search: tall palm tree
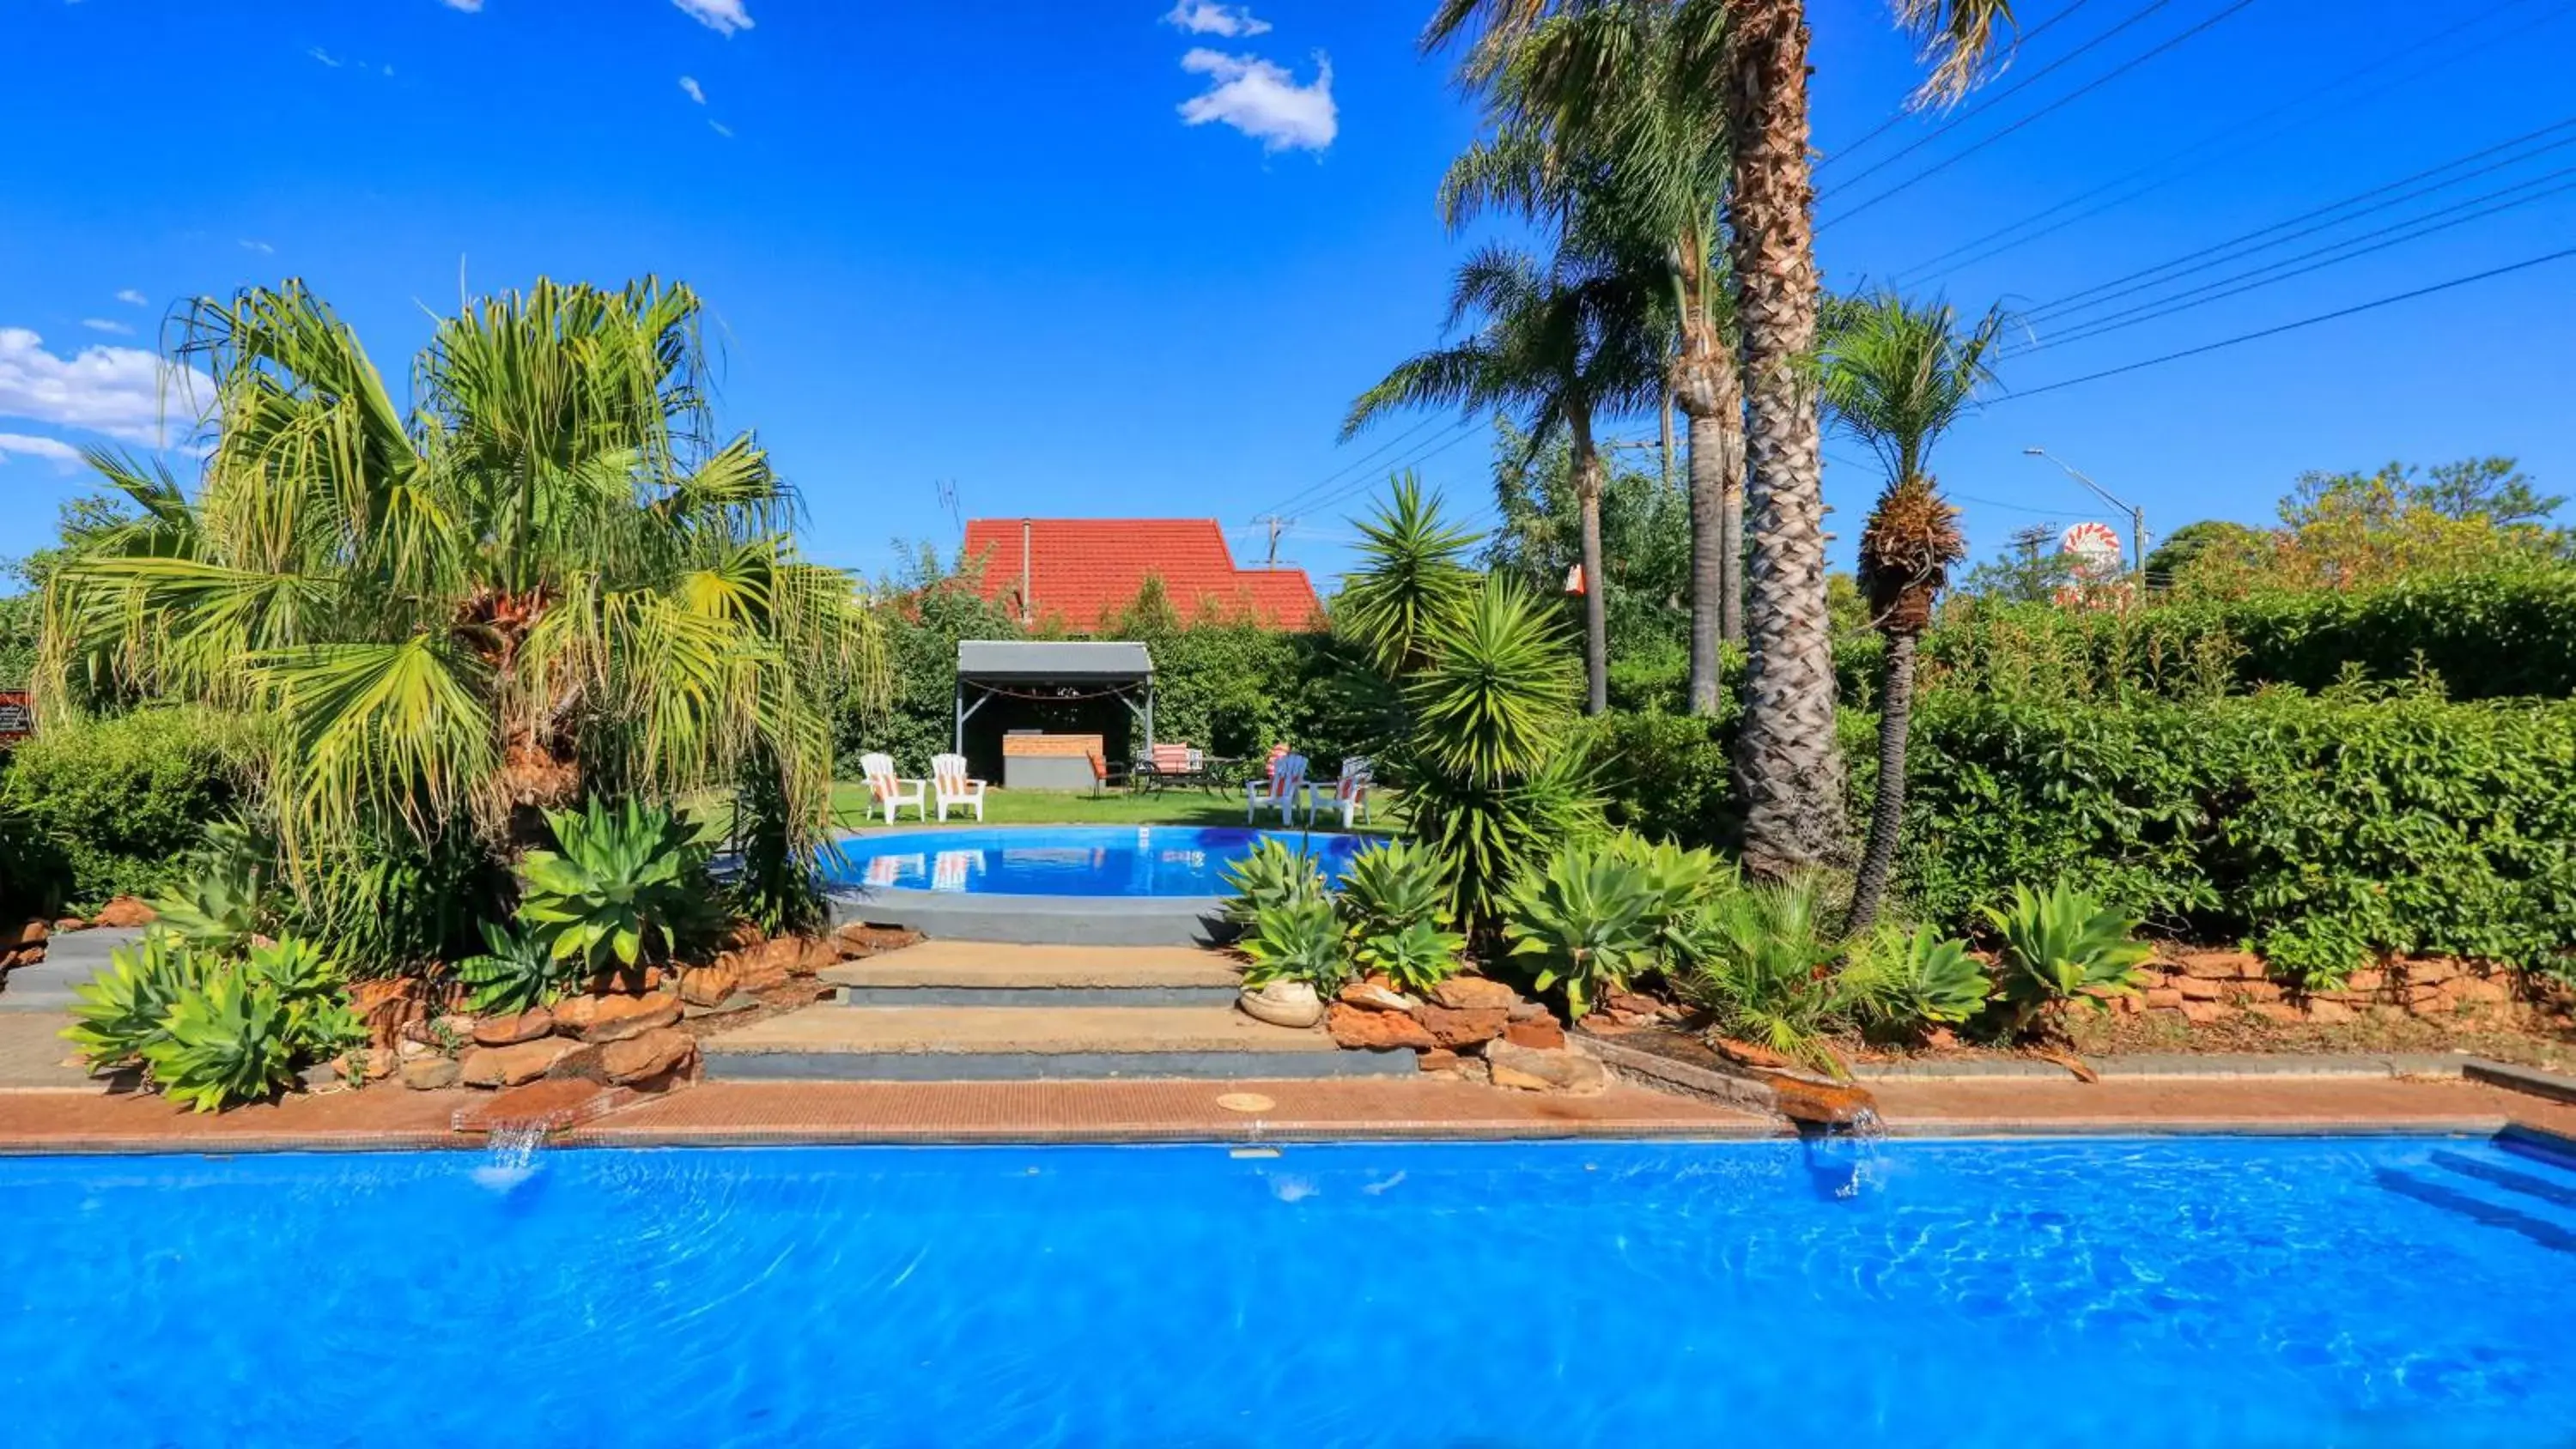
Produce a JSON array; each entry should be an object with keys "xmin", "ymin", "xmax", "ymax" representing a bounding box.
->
[
  {"xmin": 1821, "ymin": 290, "xmax": 2006, "ymax": 932},
  {"xmin": 1345, "ymin": 246, "xmax": 1661, "ymax": 714},
  {"xmin": 1439, "ymin": 0, "xmax": 1746, "ymax": 713},
  {"xmin": 1425, "ymin": 0, "xmax": 2020, "ymax": 874},
  {"xmin": 41, "ymin": 279, "xmax": 879, "ymax": 923}
]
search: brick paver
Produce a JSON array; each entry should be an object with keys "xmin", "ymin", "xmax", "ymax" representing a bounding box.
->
[{"xmin": 1865, "ymin": 1076, "xmax": 2576, "ymax": 1137}]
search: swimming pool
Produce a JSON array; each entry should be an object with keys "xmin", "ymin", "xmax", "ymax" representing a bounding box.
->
[
  {"xmin": 4, "ymin": 1133, "xmax": 2571, "ymax": 1446},
  {"xmin": 823, "ymin": 825, "xmax": 1369, "ymax": 896}
]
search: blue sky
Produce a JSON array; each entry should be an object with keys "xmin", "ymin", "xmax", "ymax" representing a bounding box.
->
[{"xmin": 3, "ymin": 0, "xmax": 2572, "ymax": 588}]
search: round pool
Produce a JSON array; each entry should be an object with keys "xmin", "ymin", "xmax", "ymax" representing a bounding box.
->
[{"xmin": 823, "ymin": 826, "xmax": 1369, "ymax": 897}]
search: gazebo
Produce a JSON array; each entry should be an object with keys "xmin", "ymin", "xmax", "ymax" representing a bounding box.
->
[{"xmin": 952, "ymin": 640, "xmax": 1155, "ymax": 789}]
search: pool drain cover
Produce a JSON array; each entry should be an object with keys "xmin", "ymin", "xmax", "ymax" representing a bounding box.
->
[{"xmin": 1215, "ymin": 1092, "xmax": 1276, "ymax": 1113}]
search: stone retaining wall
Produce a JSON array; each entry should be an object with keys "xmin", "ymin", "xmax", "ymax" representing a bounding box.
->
[{"xmin": 2117, "ymin": 950, "xmax": 2525, "ymax": 1028}]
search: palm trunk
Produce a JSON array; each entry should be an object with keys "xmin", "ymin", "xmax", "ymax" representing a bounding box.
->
[
  {"xmin": 1719, "ymin": 464, "xmax": 1744, "ymax": 647},
  {"xmin": 1724, "ymin": 0, "xmax": 1844, "ymax": 876},
  {"xmin": 1844, "ymin": 629, "xmax": 1914, "ymax": 935},
  {"xmin": 1575, "ymin": 443, "xmax": 1610, "ymax": 716},
  {"xmin": 1676, "ymin": 347, "xmax": 1746, "ymax": 717}
]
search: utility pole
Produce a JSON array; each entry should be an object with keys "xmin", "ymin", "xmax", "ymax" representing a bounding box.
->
[
  {"xmin": 1254, "ymin": 514, "xmax": 1290, "ymax": 567},
  {"xmin": 2023, "ymin": 447, "xmax": 2149, "ymax": 587}
]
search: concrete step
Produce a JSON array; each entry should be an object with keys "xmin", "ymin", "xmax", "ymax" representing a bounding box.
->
[
  {"xmin": 826, "ymin": 888, "xmax": 1220, "ymax": 947},
  {"xmin": 701, "ymin": 1003, "xmax": 1411, "ymax": 1082},
  {"xmin": 820, "ymin": 941, "xmax": 1242, "ymax": 1007}
]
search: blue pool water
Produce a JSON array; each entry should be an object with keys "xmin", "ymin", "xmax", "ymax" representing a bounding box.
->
[
  {"xmin": 823, "ymin": 825, "xmax": 1368, "ymax": 895},
  {"xmin": 3, "ymin": 1134, "xmax": 2573, "ymax": 1447}
]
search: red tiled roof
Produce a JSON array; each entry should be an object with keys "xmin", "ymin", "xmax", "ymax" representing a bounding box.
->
[{"xmin": 960, "ymin": 518, "xmax": 1324, "ymax": 632}]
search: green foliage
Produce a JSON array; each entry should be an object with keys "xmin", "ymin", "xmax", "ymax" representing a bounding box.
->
[
  {"xmin": 66, "ymin": 928, "xmax": 356, "ymax": 1110},
  {"xmin": 0, "ymin": 706, "xmax": 245, "ymax": 906},
  {"xmin": 1483, "ymin": 418, "xmax": 1692, "ymax": 659},
  {"xmin": 64, "ymin": 931, "xmax": 210, "ymax": 1069},
  {"xmin": 1981, "ymin": 882, "xmax": 2154, "ymax": 1030},
  {"xmin": 1221, "ymin": 838, "xmax": 1327, "ymax": 926},
  {"xmin": 1848, "ymin": 923, "xmax": 1991, "ymax": 1028},
  {"xmin": 514, "ymin": 798, "xmax": 718, "ymax": 977},
  {"xmin": 1582, "ymin": 709, "xmax": 1735, "ymax": 852},
  {"xmin": 148, "ymin": 821, "xmax": 274, "ymax": 953},
  {"xmin": 1900, "ymin": 692, "xmax": 2576, "ymax": 983},
  {"xmin": 140, "ymin": 971, "xmax": 300, "ymax": 1113},
  {"xmin": 456, "ymin": 922, "xmax": 574, "ymax": 1015},
  {"xmin": 1503, "ymin": 844, "xmax": 1661, "ymax": 1018},
  {"xmin": 1334, "ymin": 473, "xmax": 1478, "ymax": 678},
  {"xmin": 1355, "ymin": 919, "xmax": 1469, "ymax": 996},
  {"xmin": 1237, "ymin": 896, "xmax": 1352, "ymax": 991},
  {"xmin": 1675, "ymin": 874, "xmax": 1858, "ymax": 1075},
  {"xmin": 1334, "ymin": 840, "xmax": 1454, "ymax": 943}
]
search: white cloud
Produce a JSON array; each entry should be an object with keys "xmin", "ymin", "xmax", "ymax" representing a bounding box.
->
[
  {"xmin": 1164, "ymin": 2, "xmax": 1270, "ymax": 37},
  {"xmin": 80, "ymin": 318, "xmax": 133, "ymax": 336},
  {"xmin": 308, "ymin": 45, "xmax": 343, "ymax": 67},
  {"xmin": 240, "ymin": 239, "xmax": 275, "ymax": 254},
  {"xmin": 672, "ymin": 0, "xmax": 752, "ymax": 36},
  {"xmin": 115, "ymin": 289, "xmax": 148, "ymax": 306},
  {"xmin": 440, "ymin": 0, "xmax": 484, "ymax": 10},
  {"xmin": 679, "ymin": 75, "xmax": 706, "ymax": 104},
  {"xmin": 0, "ymin": 329, "xmax": 210, "ymax": 448},
  {"xmin": 708, "ymin": 119, "xmax": 734, "ymax": 138},
  {"xmin": 0, "ymin": 433, "xmax": 85, "ymax": 472},
  {"xmin": 1178, "ymin": 49, "xmax": 1335, "ymax": 153}
]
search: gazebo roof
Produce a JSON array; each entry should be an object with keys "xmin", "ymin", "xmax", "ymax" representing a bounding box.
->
[{"xmin": 955, "ymin": 640, "xmax": 1153, "ymax": 684}]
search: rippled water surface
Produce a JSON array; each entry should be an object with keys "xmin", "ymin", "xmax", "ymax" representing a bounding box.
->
[
  {"xmin": 3, "ymin": 1135, "xmax": 2572, "ymax": 1447},
  {"xmin": 823, "ymin": 825, "xmax": 1367, "ymax": 896}
]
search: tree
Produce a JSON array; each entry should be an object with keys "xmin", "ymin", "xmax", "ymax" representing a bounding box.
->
[
  {"xmin": 1425, "ymin": 0, "xmax": 2021, "ymax": 876},
  {"xmin": 1483, "ymin": 416, "xmax": 1692, "ymax": 658},
  {"xmin": 41, "ymin": 278, "xmax": 881, "ymax": 940},
  {"xmin": 2141, "ymin": 519, "xmax": 2259, "ymax": 589},
  {"xmin": 2172, "ymin": 458, "xmax": 2572, "ymax": 597},
  {"xmin": 1345, "ymin": 248, "xmax": 1662, "ymax": 714},
  {"xmin": 1820, "ymin": 290, "xmax": 2003, "ymax": 932},
  {"xmin": 1957, "ymin": 524, "xmax": 2077, "ymax": 603}
]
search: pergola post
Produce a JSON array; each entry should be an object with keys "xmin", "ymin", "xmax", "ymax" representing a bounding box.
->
[{"xmin": 953, "ymin": 677, "xmax": 965, "ymax": 756}]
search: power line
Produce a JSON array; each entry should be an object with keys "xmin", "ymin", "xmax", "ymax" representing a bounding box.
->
[
  {"xmin": 2008, "ymin": 163, "xmax": 2576, "ymax": 355},
  {"xmin": 1889, "ymin": 0, "xmax": 2573, "ymax": 284},
  {"xmin": 1997, "ymin": 244, "xmax": 2576, "ymax": 400},
  {"xmin": 1819, "ymin": 0, "xmax": 2173, "ymax": 197},
  {"xmin": 1290, "ymin": 417, "xmax": 1485, "ymax": 523},
  {"xmin": 2018, "ymin": 115, "xmax": 2576, "ymax": 324},
  {"xmin": 1816, "ymin": 0, "xmax": 2102, "ymax": 172},
  {"xmin": 1249, "ymin": 410, "xmax": 1450, "ymax": 521},
  {"xmin": 1821, "ymin": 0, "xmax": 2261, "ymax": 229}
]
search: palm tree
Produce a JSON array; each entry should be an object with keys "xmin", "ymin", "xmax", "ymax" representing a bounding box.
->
[
  {"xmin": 1821, "ymin": 290, "xmax": 2006, "ymax": 932},
  {"xmin": 40, "ymin": 278, "xmax": 880, "ymax": 938},
  {"xmin": 1438, "ymin": 0, "xmax": 1746, "ymax": 712},
  {"xmin": 1424, "ymin": 0, "xmax": 2021, "ymax": 875},
  {"xmin": 1345, "ymin": 246, "xmax": 1661, "ymax": 714}
]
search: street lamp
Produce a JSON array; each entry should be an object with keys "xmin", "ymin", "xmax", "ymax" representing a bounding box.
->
[{"xmin": 2023, "ymin": 446, "xmax": 2148, "ymax": 586}]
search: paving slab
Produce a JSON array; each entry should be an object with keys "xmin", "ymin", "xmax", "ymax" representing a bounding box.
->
[
  {"xmin": 708, "ymin": 1002, "xmax": 1339, "ymax": 1057},
  {"xmin": 819, "ymin": 940, "xmax": 1242, "ymax": 1003},
  {"xmin": 0, "ymin": 927, "xmax": 146, "ymax": 1012},
  {"xmin": 0, "ymin": 1014, "xmax": 102, "ymax": 1090}
]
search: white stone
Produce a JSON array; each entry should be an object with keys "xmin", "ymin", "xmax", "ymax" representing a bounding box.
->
[{"xmin": 1236, "ymin": 980, "xmax": 1325, "ymax": 1029}]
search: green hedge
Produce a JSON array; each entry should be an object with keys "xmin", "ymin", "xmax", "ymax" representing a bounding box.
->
[
  {"xmin": 0, "ymin": 707, "xmax": 246, "ymax": 909},
  {"xmin": 1930, "ymin": 570, "xmax": 2576, "ymax": 702},
  {"xmin": 1899, "ymin": 692, "xmax": 2576, "ymax": 982}
]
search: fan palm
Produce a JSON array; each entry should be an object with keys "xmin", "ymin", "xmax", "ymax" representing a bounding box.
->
[
  {"xmin": 1822, "ymin": 290, "xmax": 2006, "ymax": 932},
  {"xmin": 39, "ymin": 278, "xmax": 882, "ymax": 943},
  {"xmin": 1424, "ymin": 0, "xmax": 2022, "ymax": 873},
  {"xmin": 1346, "ymin": 246, "xmax": 1662, "ymax": 715}
]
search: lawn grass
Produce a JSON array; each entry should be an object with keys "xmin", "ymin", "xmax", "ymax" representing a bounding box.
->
[{"xmin": 822, "ymin": 781, "xmax": 1400, "ymax": 835}]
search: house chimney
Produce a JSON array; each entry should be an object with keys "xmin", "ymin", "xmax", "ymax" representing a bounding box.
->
[{"xmin": 1020, "ymin": 518, "xmax": 1033, "ymax": 625}]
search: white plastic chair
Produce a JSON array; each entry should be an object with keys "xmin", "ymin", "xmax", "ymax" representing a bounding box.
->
[
  {"xmin": 1248, "ymin": 751, "xmax": 1309, "ymax": 825},
  {"xmin": 1321, "ymin": 756, "xmax": 1372, "ymax": 828},
  {"xmin": 860, "ymin": 752, "xmax": 926, "ymax": 823},
  {"xmin": 932, "ymin": 752, "xmax": 987, "ymax": 822}
]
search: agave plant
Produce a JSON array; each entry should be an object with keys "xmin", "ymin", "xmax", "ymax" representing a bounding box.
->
[
  {"xmin": 1504, "ymin": 844, "xmax": 1660, "ymax": 1018},
  {"xmin": 148, "ymin": 821, "xmax": 275, "ymax": 953},
  {"xmin": 1335, "ymin": 840, "xmax": 1454, "ymax": 940},
  {"xmin": 1221, "ymin": 838, "xmax": 1327, "ymax": 928},
  {"xmin": 515, "ymin": 797, "xmax": 719, "ymax": 979},
  {"xmin": 1983, "ymin": 882, "xmax": 2154, "ymax": 1034},
  {"xmin": 1847, "ymin": 922, "xmax": 1993, "ymax": 1030},
  {"xmin": 1607, "ymin": 834, "xmax": 1732, "ymax": 967},
  {"xmin": 1678, "ymin": 874, "xmax": 1858, "ymax": 1076},
  {"xmin": 455, "ymin": 922, "xmax": 575, "ymax": 1015},
  {"xmin": 142, "ymin": 972, "xmax": 301, "ymax": 1113},
  {"xmin": 63, "ymin": 931, "xmax": 210, "ymax": 1070},
  {"xmin": 1237, "ymin": 896, "xmax": 1352, "ymax": 992},
  {"xmin": 1354, "ymin": 919, "xmax": 1469, "ymax": 997}
]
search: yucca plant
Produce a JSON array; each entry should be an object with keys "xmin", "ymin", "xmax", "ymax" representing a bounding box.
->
[
  {"xmin": 1330, "ymin": 473, "xmax": 1479, "ymax": 677},
  {"xmin": 1983, "ymin": 882, "xmax": 2154, "ymax": 1034},
  {"xmin": 515, "ymin": 797, "xmax": 718, "ymax": 981},
  {"xmin": 1504, "ymin": 843, "xmax": 1660, "ymax": 1018},
  {"xmin": 455, "ymin": 922, "xmax": 574, "ymax": 1015},
  {"xmin": 63, "ymin": 931, "xmax": 210, "ymax": 1070},
  {"xmin": 1238, "ymin": 896, "xmax": 1352, "ymax": 992},
  {"xmin": 1847, "ymin": 922, "xmax": 1992, "ymax": 1030},
  {"xmin": 1678, "ymin": 874, "xmax": 1857, "ymax": 1076},
  {"xmin": 1355, "ymin": 919, "xmax": 1470, "ymax": 997},
  {"xmin": 142, "ymin": 972, "xmax": 300, "ymax": 1113},
  {"xmin": 1221, "ymin": 838, "xmax": 1327, "ymax": 928}
]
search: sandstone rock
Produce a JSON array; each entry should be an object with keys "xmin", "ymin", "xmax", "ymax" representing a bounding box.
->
[
  {"xmin": 472, "ymin": 1008, "xmax": 556, "ymax": 1047},
  {"xmin": 543, "ymin": 1042, "xmax": 608, "ymax": 1082},
  {"xmin": 2175, "ymin": 976, "xmax": 2224, "ymax": 1002},
  {"xmin": 1710, "ymin": 1037, "xmax": 1801, "ymax": 1072},
  {"xmin": 1503, "ymin": 1014, "xmax": 1565, "ymax": 1051},
  {"xmin": 683, "ymin": 991, "xmax": 761, "ymax": 1020},
  {"xmin": 362, "ymin": 1046, "xmax": 398, "ymax": 1081},
  {"xmin": 398, "ymin": 1038, "xmax": 433, "ymax": 1060},
  {"xmin": 723, "ymin": 919, "xmax": 769, "ymax": 950},
  {"xmin": 2144, "ymin": 986, "xmax": 2185, "ymax": 1009},
  {"xmin": 1418, "ymin": 1048, "xmax": 1462, "ymax": 1075},
  {"xmin": 2175, "ymin": 951, "xmax": 2262, "ymax": 980},
  {"xmin": 431, "ymin": 1012, "xmax": 476, "ymax": 1043},
  {"xmin": 1431, "ymin": 977, "xmax": 1522, "ymax": 1012},
  {"xmin": 1238, "ymin": 980, "xmax": 1325, "ymax": 1029},
  {"xmin": 459, "ymin": 1038, "xmax": 582, "ymax": 1088},
  {"xmin": 793, "ymin": 938, "xmax": 838, "ymax": 977},
  {"xmin": 455, "ymin": 1078, "xmax": 631, "ymax": 1134},
  {"xmin": 2304, "ymin": 999, "xmax": 2354, "ymax": 1024},
  {"xmin": 1413, "ymin": 1004, "xmax": 1508, "ymax": 1049},
  {"xmin": 727, "ymin": 937, "xmax": 804, "ymax": 991},
  {"xmin": 2233, "ymin": 979, "xmax": 2284, "ymax": 1004},
  {"xmin": 550, "ymin": 994, "xmax": 603, "ymax": 1032},
  {"xmin": 1506, "ymin": 998, "xmax": 1548, "ymax": 1023},
  {"xmin": 1327, "ymin": 1002, "xmax": 1437, "ymax": 1051},
  {"xmin": 51, "ymin": 918, "xmax": 87, "ymax": 934},
  {"xmin": 2344, "ymin": 968, "xmax": 2386, "ymax": 994},
  {"xmin": 2178, "ymin": 1000, "xmax": 2229, "ymax": 1026},
  {"xmin": 3, "ymin": 919, "xmax": 46, "ymax": 951},
  {"xmin": 1599, "ymin": 988, "xmax": 1668, "ymax": 1019},
  {"xmin": 1759, "ymin": 1073, "xmax": 1877, "ymax": 1127},
  {"xmin": 2409, "ymin": 957, "xmax": 2463, "ymax": 985},
  {"xmin": 600, "ymin": 1027, "xmax": 697, "ymax": 1086},
  {"xmin": 576, "ymin": 993, "xmax": 683, "ymax": 1045},
  {"xmin": 1484, "ymin": 1039, "xmax": 1608, "ymax": 1094},
  {"xmin": 2453, "ymin": 975, "xmax": 2512, "ymax": 1005},
  {"xmin": 2246, "ymin": 1001, "xmax": 2302, "ymax": 1024},
  {"xmin": 679, "ymin": 965, "xmax": 741, "ymax": 1009},
  {"xmin": 399, "ymin": 1056, "xmax": 461, "ymax": 1090},
  {"xmin": 298, "ymin": 1061, "xmax": 345, "ymax": 1093},
  {"xmin": 1337, "ymin": 979, "xmax": 1419, "ymax": 1013},
  {"xmin": 91, "ymin": 896, "xmax": 155, "ymax": 929}
]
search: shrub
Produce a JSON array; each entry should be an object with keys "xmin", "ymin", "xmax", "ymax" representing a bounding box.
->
[
  {"xmin": 1355, "ymin": 919, "xmax": 1468, "ymax": 996},
  {"xmin": 148, "ymin": 821, "xmax": 275, "ymax": 953},
  {"xmin": 1237, "ymin": 896, "xmax": 1351, "ymax": 992},
  {"xmin": 456, "ymin": 923, "xmax": 574, "ymax": 1016},
  {"xmin": 66, "ymin": 929, "xmax": 360, "ymax": 1110},
  {"xmin": 1503, "ymin": 844, "xmax": 1662, "ymax": 1018},
  {"xmin": 1582, "ymin": 710, "xmax": 1735, "ymax": 852},
  {"xmin": 0, "ymin": 707, "xmax": 245, "ymax": 906},
  {"xmin": 1221, "ymin": 838, "xmax": 1327, "ymax": 927},
  {"xmin": 515, "ymin": 798, "xmax": 720, "ymax": 982},
  {"xmin": 1982, "ymin": 882, "xmax": 2153, "ymax": 1033},
  {"xmin": 1675, "ymin": 874, "xmax": 1860, "ymax": 1074}
]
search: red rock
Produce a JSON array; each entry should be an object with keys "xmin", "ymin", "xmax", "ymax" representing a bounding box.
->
[
  {"xmin": 1754, "ymin": 1071, "xmax": 1876, "ymax": 1126},
  {"xmin": 2303, "ymin": 999, "xmax": 2354, "ymax": 1024},
  {"xmin": 399, "ymin": 1057, "xmax": 459, "ymax": 1090},
  {"xmin": 678, "ymin": 966, "xmax": 741, "ymax": 1009},
  {"xmin": 1418, "ymin": 1048, "xmax": 1462, "ymax": 1074},
  {"xmin": 1485, "ymin": 1039, "xmax": 1609, "ymax": 1094},
  {"xmin": 2343, "ymin": 968, "xmax": 2387, "ymax": 994},
  {"xmin": 2178, "ymin": 1000, "xmax": 2229, "ymax": 1026},
  {"xmin": 2174, "ymin": 951, "xmax": 2262, "ymax": 980},
  {"xmin": 1413, "ymin": 1004, "xmax": 1508, "ymax": 1048},
  {"xmin": 1430, "ymin": 977, "xmax": 1522, "ymax": 1012},
  {"xmin": 2409, "ymin": 957, "xmax": 2463, "ymax": 985},
  {"xmin": 2143, "ymin": 986, "xmax": 2185, "ymax": 1009},
  {"xmin": 2233, "ymin": 979, "xmax": 2284, "ymax": 1004},
  {"xmin": 3, "ymin": 919, "xmax": 46, "ymax": 951},
  {"xmin": 458, "ymin": 1038, "xmax": 582, "ymax": 1088},
  {"xmin": 91, "ymin": 896, "xmax": 155, "ymax": 929},
  {"xmin": 1326, "ymin": 1002, "xmax": 1437, "ymax": 1051},
  {"xmin": 723, "ymin": 941, "xmax": 796, "ymax": 993},
  {"xmin": 600, "ymin": 1028, "xmax": 697, "ymax": 1086},
  {"xmin": 452, "ymin": 1078, "xmax": 634, "ymax": 1134},
  {"xmin": 1503, "ymin": 1015, "xmax": 1565, "ymax": 1050},
  {"xmin": 471, "ymin": 1008, "xmax": 555, "ymax": 1046},
  {"xmin": 2246, "ymin": 1002, "xmax": 2302, "ymax": 1024},
  {"xmin": 1711, "ymin": 1037, "xmax": 1801, "ymax": 1071},
  {"xmin": 550, "ymin": 994, "xmax": 603, "ymax": 1032},
  {"xmin": 577, "ymin": 993, "xmax": 683, "ymax": 1044},
  {"xmin": 722, "ymin": 920, "xmax": 769, "ymax": 950},
  {"xmin": 51, "ymin": 917, "xmax": 87, "ymax": 933},
  {"xmin": 2175, "ymin": 976, "xmax": 2224, "ymax": 1002},
  {"xmin": 2453, "ymin": 975, "xmax": 2512, "ymax": 1005},
  {"xmin": 361, "ymin": 1046, "xmax": 398, "ymax": 1081},
  {"xmin": 1337, "ymin": 979, "xmax": 1418, "ymax": 1013}
]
